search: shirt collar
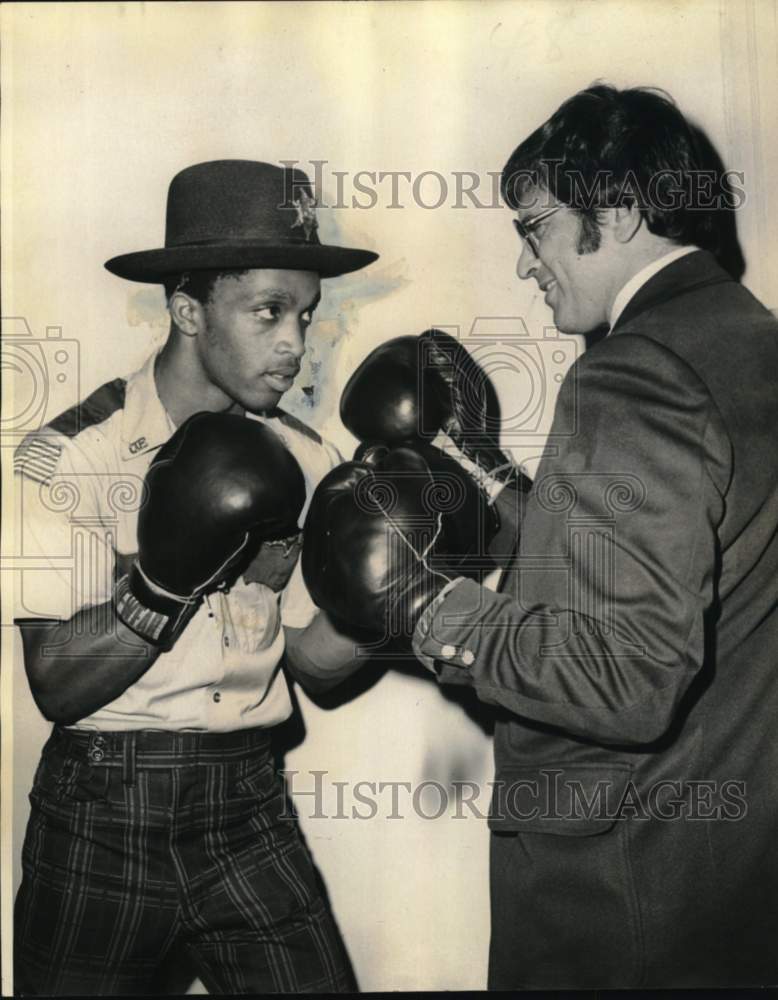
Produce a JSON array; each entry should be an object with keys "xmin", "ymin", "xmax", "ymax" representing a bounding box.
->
[
  {"xmin": 608, "ymin": 245, "xmax": 700, "ymax": 332},
  {"xmin": 121, "ymin": 351, "xmax": 177, "ymax": 461}
]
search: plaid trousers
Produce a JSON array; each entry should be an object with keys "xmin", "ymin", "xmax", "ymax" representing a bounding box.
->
[{"xmin": 14, "ymin": 726, "xmax": 355, "ymax": 996}]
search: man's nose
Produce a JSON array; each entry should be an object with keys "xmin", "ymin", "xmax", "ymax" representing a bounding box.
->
[
  {"xmin": 278, "ymin": 317, "xmax": 307, "ymax": 358},
  {"xmin": 516, "ymin": 241, "xmax": 539, "ymax": 281}
]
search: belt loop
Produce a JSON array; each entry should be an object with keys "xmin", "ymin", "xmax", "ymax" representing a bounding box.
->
[{"xmin": 122, "ymin": 732, "xmax": 137, "ymax": 786}]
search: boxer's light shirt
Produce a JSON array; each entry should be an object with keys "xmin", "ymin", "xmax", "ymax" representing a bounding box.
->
[{"xmin": 14, "ymin": 351, "xmax": 340, "ymax": 732}]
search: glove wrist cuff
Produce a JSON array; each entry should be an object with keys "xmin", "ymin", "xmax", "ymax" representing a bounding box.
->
[{"xmin": 114, "ymin": 564, "xmax": 200, "ymax": 650}]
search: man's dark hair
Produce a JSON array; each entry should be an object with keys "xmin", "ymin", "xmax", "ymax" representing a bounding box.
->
[
  {"xmin": 501, "ymin": 84, "xmax": 727, "ymax": 255},
  {"xmin": 162, "ymin": 269, "xmax": 249, "ymax": 305}
]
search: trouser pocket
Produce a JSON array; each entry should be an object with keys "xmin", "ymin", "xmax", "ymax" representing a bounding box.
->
[{"xmin": 488, "ymin": 762, "xmax": 644, "ymax": 989}]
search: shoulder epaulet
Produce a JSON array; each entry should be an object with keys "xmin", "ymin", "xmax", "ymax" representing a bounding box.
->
[
  {"xmin": 14, "ymin": 377, "xmax": 127, "ymax": 484},
  {"xmin": 273, "ymin": 408, "xmax": 323, "ymax": 445},
  {"xmin": 48, "ymin": 377, "xmax": 127, "ymax": 438}
]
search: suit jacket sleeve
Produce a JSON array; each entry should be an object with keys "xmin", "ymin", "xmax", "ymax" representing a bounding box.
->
[{"xmin": 415, "ymin": 333, "xmax": 732, "ymax": 746}]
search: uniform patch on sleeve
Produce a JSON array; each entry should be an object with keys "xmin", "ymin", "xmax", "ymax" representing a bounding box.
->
[{"xmin": 14, "ymin": 434, "xmax": 64, "ymax": 484}]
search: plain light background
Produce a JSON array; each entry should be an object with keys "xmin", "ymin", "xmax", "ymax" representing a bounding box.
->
[{"xmin": 2, "ymin": 0, "xmax": 777, "ymax": 992}]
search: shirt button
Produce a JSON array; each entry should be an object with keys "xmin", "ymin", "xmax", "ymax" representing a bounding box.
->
[
  {"xmin": 213, "ymin": 691, "xmax": 221, "ymax": 703},
  {"xmin": 461, "ymin": 649, "xmax": 475, "ymax": 666},
  {"xmin": 441, "ymin": 644, "xmax": 456, "ymax": 659},
  {"xmin": 223, "ymin": 636, "xmax": 230, "ymax": 647}
]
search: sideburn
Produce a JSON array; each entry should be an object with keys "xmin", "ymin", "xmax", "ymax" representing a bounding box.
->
[{"xmin": 576, "ymin": 212, "xmax": 602, "ymax": 255}]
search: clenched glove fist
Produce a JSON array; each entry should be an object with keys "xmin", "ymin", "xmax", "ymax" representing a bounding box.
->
[
  {"xmin": 114, "ymin": 412, "xmax": 306, "ymax": 650},
  {"xmin": 302, "ymin": 444, "xmax": 491, "ymax": 638},
  {"xmin": 340, "ymin": 329, "xmax": 532, "ymax": 556}
]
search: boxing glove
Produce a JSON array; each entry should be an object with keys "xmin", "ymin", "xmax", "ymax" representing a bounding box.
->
[
  {"xmin": 341, "ymin": 329, "xmax": 526, "ymax": 474},
  {"xmin": 114, "ymin": 411, "xmax": 306, "ymax": 650},
  {"xmin": 340, "ymin": 329, "xmax": 532, "ymax": 551},
  {"xmin": 302, "ymin": 444, "xmax": 490, "ymax": 637}
]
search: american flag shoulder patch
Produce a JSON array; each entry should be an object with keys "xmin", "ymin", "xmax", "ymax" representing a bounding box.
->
[{"xmin": 14, "ymin": 434, "xmax": 65, "ymax": 485}]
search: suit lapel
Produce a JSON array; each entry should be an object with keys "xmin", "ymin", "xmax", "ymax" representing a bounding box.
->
[{"xmin": 494, "ymin": 254, "xmax": 736, "ymax": 599}]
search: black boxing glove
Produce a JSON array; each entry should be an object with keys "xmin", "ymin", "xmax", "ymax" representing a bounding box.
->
[
  {"xmin": 114, "ymin": 412, "xmax": 306, "ymax": 650},
  {"xmin": 354, "ymin": 438, "xmax": 502, "ymax": 561},
  {"xmin": 302, "ymin": 445, "xmax": 489, "ymax": 637},
  {"xmin": 340, "ymin": 329, "xmax": 532, "ymax": 550},
  {"xmin": 340, "ymin": 334, "xmax": 449, "ymax": 448},
  {"xmin": 418, "ymin": 328, "xmax": 518, "ymax": 480}
]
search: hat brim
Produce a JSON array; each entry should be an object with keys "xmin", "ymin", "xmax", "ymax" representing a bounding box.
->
[{"xmin": 104, "ymin": 242, "xmax": 379, "ymax": 282}]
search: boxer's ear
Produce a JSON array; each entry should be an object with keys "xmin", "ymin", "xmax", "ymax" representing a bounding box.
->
[{"xmin": 168, "ymin": 290, "xmax": 202, "ymax": 337}]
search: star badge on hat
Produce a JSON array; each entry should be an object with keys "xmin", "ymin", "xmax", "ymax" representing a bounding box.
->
[{"xmin": 291, "ymin": 189, "xmax": 318, "ymax": 242}]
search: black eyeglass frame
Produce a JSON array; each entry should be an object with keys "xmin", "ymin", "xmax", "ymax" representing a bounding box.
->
[{"xmin": 512, "ymin": 204, "xmax": 562, "ymax": 257}]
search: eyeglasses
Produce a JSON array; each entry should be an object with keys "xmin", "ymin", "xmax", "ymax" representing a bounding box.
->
[{"xmin": 512, "ymin": 205, "xmax": 562, "ymax": 258}]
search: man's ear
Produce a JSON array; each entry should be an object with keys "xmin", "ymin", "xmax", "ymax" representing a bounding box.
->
[
  {"xmin": 611, "ymin": 202, "xmax": 643, "ymax": 244},
  {"xmin": 168, "ymin": 291, "xmax": 203, "ymax": 337}
]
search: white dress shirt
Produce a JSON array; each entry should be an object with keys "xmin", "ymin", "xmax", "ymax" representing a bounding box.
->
[{"xmin": 609, "ymin": 245, "xmax": 699, "ymax": 331}]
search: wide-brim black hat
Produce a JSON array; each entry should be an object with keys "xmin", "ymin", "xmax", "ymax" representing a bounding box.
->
[{"xmin": 105, "ymin": 159, "xmax": 378, "ymax": 282}]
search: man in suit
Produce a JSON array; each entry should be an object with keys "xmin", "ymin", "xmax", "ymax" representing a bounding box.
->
[
  {"xmin": 415, "ymin": 84, "xmax": 778, "ymax": 988},
  {"xmin": 306, "ymin": 84, "xmax": 778, "ymax": 988}
]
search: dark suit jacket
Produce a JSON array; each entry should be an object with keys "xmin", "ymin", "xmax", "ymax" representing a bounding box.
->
[{"xmin": 417, "ymin": 251, "xmax": 778, "ymax": 988}]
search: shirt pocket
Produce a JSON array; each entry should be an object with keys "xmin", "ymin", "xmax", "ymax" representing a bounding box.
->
[{"xmin": 222, "ymin": 583, "xmax": 281, "ymax": 654}]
